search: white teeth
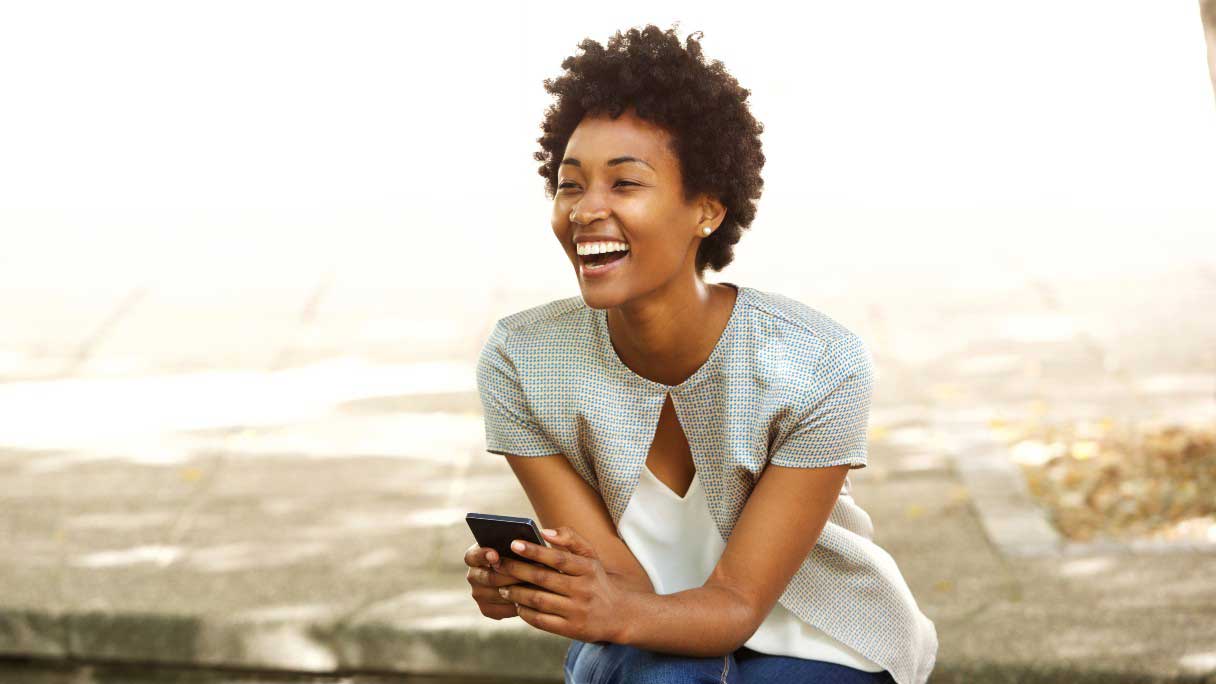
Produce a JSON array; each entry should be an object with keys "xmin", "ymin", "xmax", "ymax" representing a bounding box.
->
[{"xmin": 576, "ymin": 241, "xmax": 630, "ymax": 256}]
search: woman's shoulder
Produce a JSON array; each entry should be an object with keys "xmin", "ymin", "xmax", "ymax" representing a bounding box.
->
[
  {"xmin": 742, "ymin": 286, "xmax": 866, "ymax": 355},
  {"xmin": 487, "ymin": 295, "xmax": 590, "ymax": 353}
]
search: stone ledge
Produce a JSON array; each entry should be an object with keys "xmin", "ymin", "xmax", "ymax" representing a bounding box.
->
[
  {"xmin": 0, "ymin": 608, "xmax": 570, "ymax": 682},
  {"xmin": 2, "ymin": 437, "xmax": 1213, "ymax": 682}
]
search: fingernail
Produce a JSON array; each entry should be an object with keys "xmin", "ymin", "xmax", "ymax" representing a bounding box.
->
[
  {"xmin": 543, "ymin": 528, "xmax": 556, "ymax": 536},
  {"xmin": 498, "ymin": 587, "xmax": 509, "ymax": 598},
  {"xmin": 511, "ymin": 540, "xmax": 525, "ymax": 552}
]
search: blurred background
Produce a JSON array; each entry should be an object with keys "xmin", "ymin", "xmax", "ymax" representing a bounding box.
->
[{"xmin": 0, "ymin": 1, "xmax": 1214, "ymax": 681}]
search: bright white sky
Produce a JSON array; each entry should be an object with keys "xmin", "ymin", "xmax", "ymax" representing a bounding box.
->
[{"xmin": 1, "ymin": 0, "xmax": 1214, "ymax": 294}]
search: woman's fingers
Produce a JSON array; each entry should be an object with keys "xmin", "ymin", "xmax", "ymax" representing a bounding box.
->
[
  {"xmin": 471, "ymin": 542, "xmax": 496, "ymax": 564},
  {"xmin": 464, "ymin": 543, "xmax": 497, "ymax": 568},
  {"xmin": 472, "ymin": 565, "xmax": 519, "ymax": 588},
  {"xmin": 462, "ymin": 542, "xmax": 480, "ymax": 567},
  {"xmin": 498, "ymin": 582, "xmax": 573, "ymax": 617},
  {"xmin": 466, "ymin": 545, "xmax": 523, "ymax": 620},
  {"xmin": 505, "ymin": 538, "xmax": 590, "ymax": 576},
  {"xmin": 480, "ymin": 601, "xmax": 519, "ymax": 620},
  {"xmin": 464, "ymin": 544, "xmax": 503, "ymax": 568},
  {"xmin": 474, "ymin": 584, "xmax": 516, "ymax": 605},
  {"xmin": 543, "ymin": 526, "xmax": 599, "ymax": 560},
  {"xmin": 468, "ymin": 555, "xmax": 526, "ymax": 605},
  {"xmin": 472, "ymin": 582, "xmax": 521, "ymax": 619}
]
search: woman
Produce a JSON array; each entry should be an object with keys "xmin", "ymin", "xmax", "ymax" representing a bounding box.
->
[{"xmin": 465, "ymin": 24, "xmax": 938, "ymax": 684}]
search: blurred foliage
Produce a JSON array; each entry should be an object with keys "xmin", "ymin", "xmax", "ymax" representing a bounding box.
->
[{"xmin": 989, "ymin": 414, "xmax": 1216, "ymax": 543}]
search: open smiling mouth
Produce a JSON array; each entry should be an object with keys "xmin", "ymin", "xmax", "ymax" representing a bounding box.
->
[
  {"xmin": 580, "ymin": 250, "xmax": 628, "ymax": 268},
  {"xmin": 579, "ymin": 249, "xmax": 630, "ymax": 276}
]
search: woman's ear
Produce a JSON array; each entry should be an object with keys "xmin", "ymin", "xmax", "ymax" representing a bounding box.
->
[{"xmin": 699, "ymin": 195, "xmax": 726, "ymax": 230}]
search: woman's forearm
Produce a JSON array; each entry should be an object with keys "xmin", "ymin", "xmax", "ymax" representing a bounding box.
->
[
  {"xmin": 608, "ymin": 568, "xmax": 655, "ymax": 594},
  {"xmin": 614, "ymin": 585, "xmax": 756, "ymax": 657}
]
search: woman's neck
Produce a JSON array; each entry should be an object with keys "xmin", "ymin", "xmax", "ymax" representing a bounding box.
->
[{"xmin": 606, "ymin": 281, "xmax": 737, "ymax": 387}]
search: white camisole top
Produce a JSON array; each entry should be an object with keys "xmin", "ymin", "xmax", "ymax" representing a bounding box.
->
[{"xmin": 616, "ymin": 463, "xmax": 885, "ymax": 671}]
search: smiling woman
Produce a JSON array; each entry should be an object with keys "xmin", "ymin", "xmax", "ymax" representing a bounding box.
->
[
  {"xmin": 469, "ymin": 21, "xmax": 937, "ymax": 684},
  {"xmin": 535, "ymin": 24, "xmax": 765, "ymax": 287}
]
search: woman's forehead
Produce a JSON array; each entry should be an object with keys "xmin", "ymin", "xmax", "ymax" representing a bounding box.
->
[{"xmin": 565, "ymin": 116, "xmax": 675, "ymax": 170}]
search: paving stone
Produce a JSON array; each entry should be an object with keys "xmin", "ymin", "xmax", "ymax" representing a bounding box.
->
[{"xmin": 2, "ymin": 268, "xmax": 1215, "ymax": 681}]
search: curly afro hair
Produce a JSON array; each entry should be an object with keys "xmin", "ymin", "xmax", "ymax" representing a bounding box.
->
[{"xmin": 534, "ymin": 23, "xmax": 766, "ymax": 277}]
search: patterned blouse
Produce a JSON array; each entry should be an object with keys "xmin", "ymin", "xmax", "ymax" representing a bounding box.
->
[{"xmin": 475, "ymin": 283, "xmax": 938, "ymax": 684}]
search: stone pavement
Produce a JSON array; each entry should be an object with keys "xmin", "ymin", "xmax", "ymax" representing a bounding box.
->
[
  {"xmin": 2, "ymin": 401, "xmax": 1214, "ymax": 683},
  {"xmin": 1, "ymin": 267, "xmax": 1214, "ymax": 682}
]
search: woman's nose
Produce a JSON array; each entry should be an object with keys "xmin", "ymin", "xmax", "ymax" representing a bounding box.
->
[{"xmin": 571, "ymin": 206, "xmax": 610, "ymax": 224}]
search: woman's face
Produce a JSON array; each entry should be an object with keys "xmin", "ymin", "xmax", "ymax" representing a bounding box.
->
[{"xmin": 551, "ymin": 107, "xmax": 719, "ymax": 305}]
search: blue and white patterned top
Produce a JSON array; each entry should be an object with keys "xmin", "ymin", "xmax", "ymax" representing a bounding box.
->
[{"xmin": 475, "ymin": 283, "xmax": 938, "ymax": 684}]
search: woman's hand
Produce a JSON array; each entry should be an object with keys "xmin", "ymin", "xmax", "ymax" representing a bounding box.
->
[
  {"xmin": 463, "ymin": 542, "xmax": 521, "ymax": 620},
  {"xmin": 493, "ymin": 526, "xmax": 633, "ymax": 644}
]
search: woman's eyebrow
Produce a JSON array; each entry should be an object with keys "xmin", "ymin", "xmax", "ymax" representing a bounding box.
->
[{"xmin": 561, "ymin": 156, "xmax": 655, "ymax": 171}]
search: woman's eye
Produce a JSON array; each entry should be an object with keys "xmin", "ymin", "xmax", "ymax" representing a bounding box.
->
[{"xmin": 558, "ymin": 181, "xmax": 639, "ymax": 189}]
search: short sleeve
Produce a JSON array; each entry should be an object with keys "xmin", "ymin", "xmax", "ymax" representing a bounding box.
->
[
  {"xmin": 475, "ymin": 320, "xmax": 562, "ymax": 458},
  {"xmin": 769, "ymin": 335, "xmax": 874, "ymax": 470}
]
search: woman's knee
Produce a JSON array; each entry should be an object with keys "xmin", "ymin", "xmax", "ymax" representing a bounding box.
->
[
  {"xmin": 568, "ymin": 641, "xmax": 736, "ymax": 684},
  {"xmin": 612, "ymin": 645, "xmax": 733, "ymax": 684}
]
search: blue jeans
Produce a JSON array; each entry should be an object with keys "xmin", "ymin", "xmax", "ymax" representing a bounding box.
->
[{"xmin": 564, "ymin": 640, "xmax": 898, "ymax": 684}]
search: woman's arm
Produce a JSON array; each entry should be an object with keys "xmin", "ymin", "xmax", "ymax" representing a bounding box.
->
[
  {"xmin": 615, "ymin": 463, "xmax": 852, "ymax": 656},
  {"xmin": 502, "ymin": 453, "xmax": 655, "ymax": 595}
]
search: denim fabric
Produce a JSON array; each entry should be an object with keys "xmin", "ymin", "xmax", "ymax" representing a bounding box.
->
[{"xmin": 564, "ymin": 640, "xmax": 898, "ymax": 684}]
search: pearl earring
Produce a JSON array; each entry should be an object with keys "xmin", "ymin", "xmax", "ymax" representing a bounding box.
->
[{"xmin": 700, "ymin": 226, "xmax": 712, "ymax": 236}]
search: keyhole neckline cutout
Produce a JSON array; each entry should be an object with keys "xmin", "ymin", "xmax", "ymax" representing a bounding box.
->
[
  {"xmin": 643, "ymin": 461, "xmax": 700, "ymax": 502},
  {"xmin": 597, "ymin": 283, "xmax": 747, "ymax": 393}
]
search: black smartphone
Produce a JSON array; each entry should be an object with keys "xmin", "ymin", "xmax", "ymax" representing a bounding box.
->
[{"xmin": 466, "ymin": 512, "xmax": 557, "ymax": 589}]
